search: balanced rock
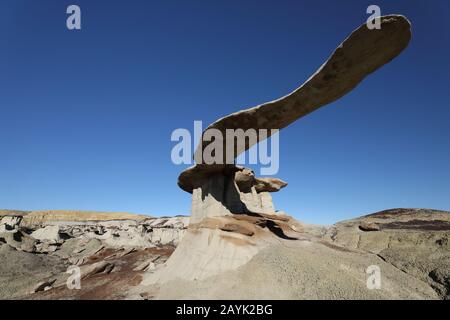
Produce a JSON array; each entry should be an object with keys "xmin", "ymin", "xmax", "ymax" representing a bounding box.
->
[
  {"xmin": 142, "ymin": 15, "xmax": 413, "ymax": 289},
  {"xmin": 31, "ymin": 225, "xmax": 61, "ymax": 242}
]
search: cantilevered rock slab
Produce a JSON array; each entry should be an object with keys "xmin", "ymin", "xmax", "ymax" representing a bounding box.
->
[
  {"xmin": 139, "ymin": 16, "xmax": 413, "ymax": 289},
  {"xmin": 179, "ymin": 15, "xmax": 411, "ymax": 193}
]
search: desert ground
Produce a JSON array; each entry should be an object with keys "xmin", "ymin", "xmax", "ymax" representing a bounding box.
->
[{"xmin": 0, "ymin": 208, "xmax": 448, "ymax": 300}]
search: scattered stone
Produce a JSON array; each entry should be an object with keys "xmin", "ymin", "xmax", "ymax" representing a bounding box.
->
[
  {"xmin": 254, "ymin": 178, "xmax": 288, "ymax": 193},
  {"xmin": 117, "ymin": 247, "xmax": 136, "ymax": 257},
  {"xmin": 81, "ymin": 261, "xmax": 114, "ymax": 279},
  {"xmin": 69, "ymin": 257, "xmax": 86, "ymax": 266},
  {"xmin": 0, "ymin": 211, "xmax": 182, "ymax": 299},
  {"xmin": 32, "ymin": 279, "xmax": 56, "ymax": 293},
  {"xmin": 436, "ymin": 237, "xmax": 448, "ymax": 246},
  {"xmin": 35, "ymin": 242, "xmax": 59, "ymax": 253},
  {"xmin": 80, "ymin": 238, "xmax": 104, "ymax": 256},
  {"xmin": 139, "ymin": 292, "xmax": 154, "ymax": 300},
  {"xmin": 359, "ymin": 222, "xmax": 380, "ymax": 232},
  {"xmin": 1, "ymin": 216, "xmax": 22, "ymax": 229},
  {"xmin": 55, "ymin": 238, "xmax": 84, "ymax": 259},
  {"xmin": 0, "ymin": 230, "xmax": 37, "ymax": 253},
  {"xmin": 31, "ymin": 225, "xmax": 61, "ymax": 242}
]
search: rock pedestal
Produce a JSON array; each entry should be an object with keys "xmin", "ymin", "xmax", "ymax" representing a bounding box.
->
[
  {"xmin": 141, "ymin": 167, "xmax": 291, "ymax": 285},
  {"xmin": 190, "ymin": 173, "xmax": 245, "ymax": 224},
  {"xmin": 190, "ymin": 167, "xmax": 286, "ymax": 224}
]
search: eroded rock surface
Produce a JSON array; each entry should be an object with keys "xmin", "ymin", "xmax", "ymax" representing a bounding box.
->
[
  {"xmin": 1, "ymin": 208, "xmax": 449, "ymax": 300},
  {"xmin": 0, "ymin": 210, "xmax": 188, "ymax": 299},
  {"xmin": 134, "ymin": 209, "xmax": 449, "ymax": 300},
  {"xmin": 323, "ymin": 209, "xmax": 450, "ymax": 299},
  {"xmin": 137, "ymin": 15, "xmax": 422, "ymax": 298},
  {"xmin": 179, "ymin": 15, "xmax": 411, "ymax": 193}
]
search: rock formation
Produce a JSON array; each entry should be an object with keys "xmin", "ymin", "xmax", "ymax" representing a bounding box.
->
[
  {"xmin": 323, "ymin": 209, "xmax": 450, "ymax": 299},
  {"xmin": 179, "ymin": 15, "xmax": 411, "ymax": 193},
  {"xmin": 1, "ymin": 208, "xmax": 448, "ymax": 299},
  {"xmin": 0, "ymin": 210, "xmax": 188, "ymax": 299},
  {"xmin": 150, "ymin": 212, "xmax": 449, "ymax": 300},
  {"xmin": 142, "ymin": 15, "xmax": 413, "ymax": 286}
]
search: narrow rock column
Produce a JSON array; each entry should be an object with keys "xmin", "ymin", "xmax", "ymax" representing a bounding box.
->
[
  {"xmin": 190, "ymin": 167, "xmax": 286, "ymax": 222},
  {"xmin": 190, "ymin": 172, "xmax": 246, "ymax": 224},
  {"xmin": 239, "ymin": 187, "xmax": 276, "ymax": 214}
]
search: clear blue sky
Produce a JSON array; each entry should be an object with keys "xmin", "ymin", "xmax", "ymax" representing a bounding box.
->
[{"xmin": 1, "ymin": 0, "xmax": 449, "ymax": 224}]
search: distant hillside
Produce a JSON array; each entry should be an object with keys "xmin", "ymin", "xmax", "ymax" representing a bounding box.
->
[
  {"xmin": 0, "ymin": 210, "xmax": 30, "ymax": 217},
  {"xmin": 0, "ymin": 209, "xmax": 151, "ymax": 223}
]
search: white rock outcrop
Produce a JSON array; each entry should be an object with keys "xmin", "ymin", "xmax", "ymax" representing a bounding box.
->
[{"xmin": 31, "ymin": 225, "xmax": 61, "ymax": 242}]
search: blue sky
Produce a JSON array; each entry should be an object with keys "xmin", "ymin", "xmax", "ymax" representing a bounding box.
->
[{"xmin": 0, "ymin": 1, "xmax": 449, "ymax": 224}]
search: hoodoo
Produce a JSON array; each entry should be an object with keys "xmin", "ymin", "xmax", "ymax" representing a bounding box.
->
[{"xmin": 142, "ymin": 15, "xmax": 412, "ymax": 285}]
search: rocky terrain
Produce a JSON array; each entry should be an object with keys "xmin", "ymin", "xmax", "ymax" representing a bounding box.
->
[
  {"xmin": 0, "ymin": 210, "xmax": 188, "ymax": 299},
  {"xmin": 134, "ymin": 208, "xmax": 449, "ymax": 300},
  {"xmin": 1, "ymin": 208, "xmax": 448, "ymax": 300},
  {"xmin": 324, "ymin": 208, "xmax": 450, "ymax": 299}
]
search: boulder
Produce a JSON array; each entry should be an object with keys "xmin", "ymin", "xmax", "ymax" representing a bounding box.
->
[
  {"xmin": 359, "ymin": 222, "xmax": 380, "ymax": 232},
  {"xmin": 31, "ymin": 225, "xmax": 61, "ymax": 242},
  {"xmin": 133, "ymin": 260, "xmax": 156, "ymax": 272},
  {"xmin": 0, "ymin": 230, "xmax": 36, "ymax": 253},
  {"xmin": 0, "ymin": 216, "xmax": 22, "ymax": 231},
  {"xmin": 234, "ymin": 168, "xmax": 256, "ymax": 192},
  {"xmin": 80, "ymin": 261, "xmax": 114, "ymax": 279},
  {"xmin": 254, "ymin": 178, "xmax": 287, "ymax": 193},
  {"xmin": 35, "ymin": 242, "xmax": 59, "ymax": 253},
  {"xmin": 68, "ymin": 256, "xmax": 86, "ymax": 266},
  {"xmin": 32, "ymin": 279, "xmax": 56, "ymax": 293}
]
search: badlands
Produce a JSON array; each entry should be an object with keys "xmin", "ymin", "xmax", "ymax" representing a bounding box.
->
[
  {"xmin": 0, "ymin": 208, "xmax": 449, "ymax": 300},
  {"xmin": 0, "ymin": 209, "xmax": 187, "ymax": 299}
]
